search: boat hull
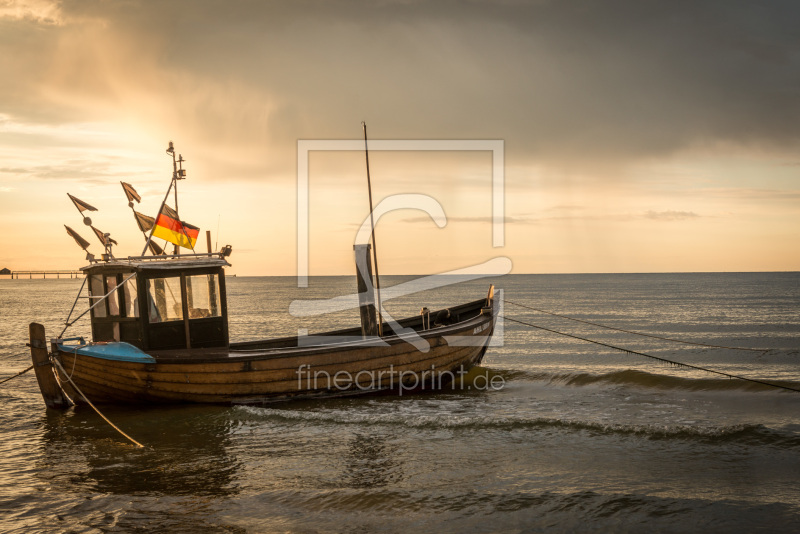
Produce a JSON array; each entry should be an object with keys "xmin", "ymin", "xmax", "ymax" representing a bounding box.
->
[{"xmin": 52, "ymin": 306, "xmax": 496, "ymax": 405}]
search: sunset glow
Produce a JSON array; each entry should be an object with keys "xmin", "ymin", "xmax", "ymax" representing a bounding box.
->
[{"xmin": 1, "ymin": 1, "xmax": 798, "ymax": 275}]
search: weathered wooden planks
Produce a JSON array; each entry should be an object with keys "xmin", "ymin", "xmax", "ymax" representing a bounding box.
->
[
  {"xmin": 29, "ymin": 323, "xmax": 72, "ymax": 409},
  {"xmin": 44, "ymin": 289, "xmax": 496, "ymax": 405},
  {"xmin": 53, "ymin": 311, "xmax": 495, "ymax": 404}
]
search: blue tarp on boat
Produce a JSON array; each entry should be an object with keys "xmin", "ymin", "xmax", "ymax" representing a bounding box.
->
[{"xmin": 57, "ymin": 342, "xmax": 156, "ymax": 363}]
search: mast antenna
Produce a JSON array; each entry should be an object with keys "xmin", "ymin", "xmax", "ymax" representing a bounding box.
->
[
  {"xmin": 168, "ymin": 142, "xmax": 189, "ymax": 254},
  {"xmin": 362, "ymin": 121, "xmax": 383, "ymax": 336},
  {"xmin": 141, "ymin": 141, "xmax": 178, "ymax": 256},
  {"xmin": 141, "ymin": 141, "xmax": 195, "ymax": 256}
]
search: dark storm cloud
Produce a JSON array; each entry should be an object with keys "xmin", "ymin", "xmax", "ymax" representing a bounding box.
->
[{"xmin": 6, "ymin": 0, "xmax": 800, "ymax": 168}]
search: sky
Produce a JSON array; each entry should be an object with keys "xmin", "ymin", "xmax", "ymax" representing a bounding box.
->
[{"xmin": 0, "ymin": 0, "xmax": 798, "ymax": 276}]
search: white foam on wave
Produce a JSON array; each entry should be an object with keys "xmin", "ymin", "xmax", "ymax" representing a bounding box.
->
[{"xmin": 232, "ymin": 404, "xmax": 779, "ymax": 441}]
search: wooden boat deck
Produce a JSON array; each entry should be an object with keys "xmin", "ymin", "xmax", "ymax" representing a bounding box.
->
[{"xmin": 147, "ymin": 298, "xmax": 488, "ymax": 363}]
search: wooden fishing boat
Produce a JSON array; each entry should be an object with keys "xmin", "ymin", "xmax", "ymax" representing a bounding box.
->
[
  {"xmin": 28, "ymin": 136, "xmax": 498, "ymax": 408},
  {"xmin": 29, "ymin": 253, "xmax": 496, "ymax": 407}
]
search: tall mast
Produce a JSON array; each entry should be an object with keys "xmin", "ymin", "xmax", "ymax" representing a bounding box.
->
[
  {"xmin": 140, "ymin": 141, "xmax": 196, "ymax": 256},
  {"xmin": 173, "ymin": 170, "xmax": 179, "ymax": 255},
  {"xmin": 141, "ymin": 171, "xmax": 175, "ymax": 256},
  {"xmin": 362, "ymin": 122, "xmax": 383, "ymax": 336},
  {"xmin": 170, "ymin": 144, "xmax": 181, "ymax": 255},
  {"xmin": 141, "ymin": 141, "xmax": 178, "ymax": 256}
]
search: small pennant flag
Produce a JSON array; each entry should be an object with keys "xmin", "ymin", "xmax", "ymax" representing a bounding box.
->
[
  {"xmin": 133, "ymin": 210, "xmax": 155, "ymax": 233},
  {"xmin": 148, "ymin": 240, "xmax": 165, "ymax": 256},
  {"xmin": 64, "ymin": 225, "xmax": 91, "ymax": 251},
  {"xmin": 91, "ymin": 225, "xmax": 118, "ymax": 247},
  {"xmin": 67, "ymin": 193, "xmax": 97, "ymax": 213},
  {"xmin": 121, "ymin": 181, "xmax": 141, "ymax": 204},
  {"xmin": 152, "ymin": 204, "xmax": 198, "ymax": 250}
]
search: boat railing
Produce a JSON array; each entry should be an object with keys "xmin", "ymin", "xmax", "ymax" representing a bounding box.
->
[
  {"xmin": 82, "ymin": 252, "xmax": 227, "ymax": 265},
  {"xmin": 85, "ymin": 246, "xmax": 232, "ymax": 265},
  {"xmin": 122, "ymin": 251, "xmax": 229, "ymax": 262}
]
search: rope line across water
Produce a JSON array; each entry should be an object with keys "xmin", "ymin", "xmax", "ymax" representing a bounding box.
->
[
  {"xmin": 0, "ymin": 365, "xmax": 34, "ymax": 386},
  {"xmin": 505, "ymin": 300, "xmax": 769, "ymax": 353},
  {"xmin": 502, "ymin": 315, "xmax": 800, "ymax": 394}
]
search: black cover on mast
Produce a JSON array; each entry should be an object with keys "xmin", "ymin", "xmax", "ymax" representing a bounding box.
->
[{"xmin": 362, "ymin": 122, "xmax": 383, "ymax": 336}]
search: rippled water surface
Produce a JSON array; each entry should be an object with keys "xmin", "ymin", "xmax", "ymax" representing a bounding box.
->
[{"xmin": 1, "ymin": 273, "xmax": 799, "ymax": 533}]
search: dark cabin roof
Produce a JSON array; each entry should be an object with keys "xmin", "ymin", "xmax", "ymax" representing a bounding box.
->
[{"xmin": 80, "ymin": 256, "xmax": 230, "ymax": 274}]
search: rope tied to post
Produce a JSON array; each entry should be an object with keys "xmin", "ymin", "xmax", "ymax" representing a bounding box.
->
[{"xmin": 51, "ymin": 358, "xmax": 145, "ymax": 448}]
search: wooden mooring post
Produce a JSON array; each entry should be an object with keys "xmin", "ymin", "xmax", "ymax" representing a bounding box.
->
[{"xmin": 28, "ymin": 323, "xmax": 72, "ymax": 409}]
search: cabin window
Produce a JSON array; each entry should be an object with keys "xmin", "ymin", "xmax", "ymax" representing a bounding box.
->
[
  {"xmin": 123, "ymin": 276, "xmax": 139, "ymax": 318},
  {"xmin": 186, "ymin": 274, "xmax": 221, "ymax": 318},
  {"xmin": 89, "ymin": 275, "xmax": 107, "ymax": 318},
  {"xmin": 147, "ymin": 276, "xmax": 184, "ymax": 323},
  {"xmin": 106, "ymin": 275, "xmax": 121, "ymax": 341},
  {"xmin": 106, "ymin": 276, "xmax": 120, "ymax": 316}
]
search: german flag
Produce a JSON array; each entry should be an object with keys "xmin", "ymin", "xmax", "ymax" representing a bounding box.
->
[{"xmin": 152, "ymin": 204, "xmax": 199, "ymax": 250}]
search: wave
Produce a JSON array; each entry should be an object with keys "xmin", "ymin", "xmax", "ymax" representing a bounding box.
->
[
  {"xmin": 234, "ymin": 405, "xmax": 800, "ymax": 447},
  {"xmin": 505, "ymin": 368, "xmax": 800, "ymax": 393}
]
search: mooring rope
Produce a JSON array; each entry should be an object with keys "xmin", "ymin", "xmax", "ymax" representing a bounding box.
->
[
  {"xmin": 503, "ymin": 315, "xmax": 800, "ymax": 393},
  {"xmin": 505, "ymin": 300, "xmax": 769, "ymax": 353},
  {"xmin": 0, "ymin": 365, "xmax": 34, "ymax": 386},
  {"xmin": 65, "ymin": 345, "xmax": 80, "ymax": 379},
  {"xmin": 51, "ymin": 358, "xmax": 145, "ymax": 448},
  {"xmin": 59, "ymin": 272, "xmax": 137, "ymax": 338}
]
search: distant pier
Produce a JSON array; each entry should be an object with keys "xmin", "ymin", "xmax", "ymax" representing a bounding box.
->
[{"xmin": 2, "ymin": 270, "xmax": 83, "ymax": 279}]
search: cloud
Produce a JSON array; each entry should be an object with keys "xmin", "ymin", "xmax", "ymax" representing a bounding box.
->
[
  {"xmin": 0, "ymin": 157, "xmax": 154, "ymax": 182},
  {"xmin": 0, "ymin": 0, "xmax": 62, "ymax": 25},
  {"xmin": 697, "ymin": 187, "xmax": 800, "ymax": 202},
  {"xmin": 401, "ymin": 209, "xmax": 703, "ymax": 224},
  {"xmin": 400, "ymin": 215, "xmax": 529, "ymax": 224},
  {"xmin": 1, "ymin": 0, "xmax": 798, "ymax": 182},
  {"xmin": 538, "ymin": 209, "xmax": 702, "ymax": 222},
  {"xmin": 643, "ymin": 210, "xmax": 700, "ymax": 221}
]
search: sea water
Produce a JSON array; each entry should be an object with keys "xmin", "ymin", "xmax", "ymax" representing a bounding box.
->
[{"xmin": 1, "ymin": 273, "xmax": 798, "ymax": 533}]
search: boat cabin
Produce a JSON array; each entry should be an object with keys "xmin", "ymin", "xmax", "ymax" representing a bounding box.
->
[{"xmin": 82, "ymin": 256, "xmax": 230, "ymax": 351}]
